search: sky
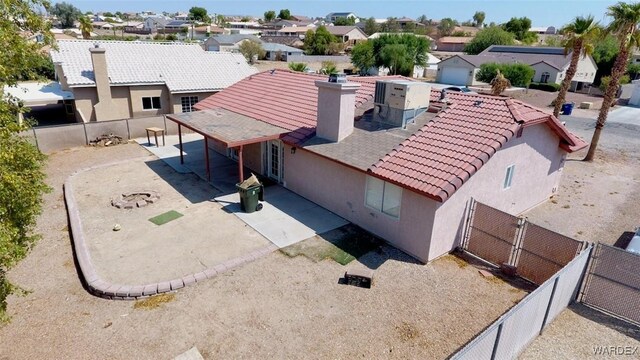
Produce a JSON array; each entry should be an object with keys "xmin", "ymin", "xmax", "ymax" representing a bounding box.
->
[{"xmin": 54, "ymin": 0, "xmax": 619, "ymax": 27}]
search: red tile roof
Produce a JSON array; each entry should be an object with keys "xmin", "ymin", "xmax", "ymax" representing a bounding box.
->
[
  {"xmin": 194, "ymin": 70, "xmax": 396, "ymax": 143},
  {"xmin": 195, "ymin": 70, "xmax": 587, "ymax": 202},
  {"xmin": 369, "ymin": 91, "xmax": 587, "ymax": 201}
]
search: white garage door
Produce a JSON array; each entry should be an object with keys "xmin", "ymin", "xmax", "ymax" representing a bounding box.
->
[{"xmin": 441, "ymin": 67, "xmax": 469, "ymax": 85}]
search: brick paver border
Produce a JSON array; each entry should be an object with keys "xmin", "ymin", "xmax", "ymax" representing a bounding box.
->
[{"xmin": 64, "ymin": 158, "xmax": 278, "ymax": 300}]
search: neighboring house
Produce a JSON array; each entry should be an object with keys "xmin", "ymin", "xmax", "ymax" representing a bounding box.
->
[
  {"xmin": 203, "ymin": 34, "xmax": 260, "ymax": 52},
  {"xmin": 174, "ymin": 12, "xmax": 189, "ymax": 21},
  {"xmin": 290, "ymin": 15, "xmax": 311, "ymax": 22},
  {"xmin": 164, "ymin": 20, "xmax": 190, "ymax": 31},
  {"xmin": 143, "ymin": 15, "xmax": 170, "ymax": 32},
  {"xmin": 261, "ymin": 42, "xmax": 304, "ymax": 60},
  {"xmin": 436, "ymin": 37, "xmax": 474, "ymax": 52},
  {"xmin": 273, "ymin": 26, "xmax": 312, "ymax": 38},
  {"xmin": 173, "ymin": 70, "xmax": 585, "ymax": 263},
  {"xmin": 396, "ymin": 17, "xmax": 425, "ymax": 30},
  {"xmin": 50, "ymin": 40, "xmax": 258, "ymax": 122},
  {"xmin": 271, "ymin": 19, "xmax": 316, "ymax": 29},
  {"xmin": 453, "ymin": 26, "xmax": 481, "ymax": 36},
  {"xmin": 259, "ymin": 35, "xmax": 305, "ymax": 48},
  {"xmin": 436, "ymin": 45, "xmax": 598, "ymax": 89},
  {"xmin": 530, "ymin": 26, "xmax": 557, "ymax": 35},
  {"xmin": 630, "ymin": 51, "xmax": 640, "ymax": 64},
  {"xmin": 325, "ymin": 26, "xmax": 368, "ymax": 46},
  {"xmin": 326, "ymin": 12, "xmax": 360, "ymax": 24},
  {"xmin": 368, "ymin": 32, "xmax": 437, "ymax": 50}
]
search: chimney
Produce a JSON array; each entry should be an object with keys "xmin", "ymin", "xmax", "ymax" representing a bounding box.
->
[
  {"xmin": 89, "ymin": 44, "xmax": 113, "ymax": 120},
  {"xmin": 314, "ymin": 76, "xmax": 360, "ymax": 142}
]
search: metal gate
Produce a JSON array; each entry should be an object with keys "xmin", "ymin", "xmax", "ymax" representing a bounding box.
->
[
  {"xmin": 464, "ymin": 201, "xmax": 521, "ymax": 267},
  {"xmin": 581, "ymin": 243, "xmax": 640, "ymax": 325},
  {"xmin": 462, "ymin": 199, "xmax": 586, "ymax": 285}
]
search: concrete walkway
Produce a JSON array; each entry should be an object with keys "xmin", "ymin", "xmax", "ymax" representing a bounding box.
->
[{"xmin": 215, "ymin": 186, "xmax": 349, "ymax": 248}]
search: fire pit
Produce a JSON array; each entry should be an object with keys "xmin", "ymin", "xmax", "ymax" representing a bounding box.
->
[{"xmin": 111, "ymin": 191, "xmax": 160, "ymax": 209}]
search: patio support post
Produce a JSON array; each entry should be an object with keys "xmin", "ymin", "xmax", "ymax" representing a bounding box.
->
[
  {"xmin": 178, "ymin": 124, "xmax": 184, "ymax": 164},
  {"xmin": 238, "ymin": 145, "xmax": 244, "ymax": 182},
  {"xmin": 204, "ymin": 136, "xmax": 211, "ymax": 182}
]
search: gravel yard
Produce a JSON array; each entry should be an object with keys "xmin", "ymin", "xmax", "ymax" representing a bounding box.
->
[{"xmin": 0, "ymin": 143, "xmax": 526, "ymax": 359}]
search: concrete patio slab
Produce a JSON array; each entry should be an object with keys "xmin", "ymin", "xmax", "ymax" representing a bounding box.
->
[
  {"xmin": 136, "ymin": 134, "xmax": 249, "ymax": 194},
  {"xmin": 215, "ymin": 185, "xmax": 349, "ymax": 248}
]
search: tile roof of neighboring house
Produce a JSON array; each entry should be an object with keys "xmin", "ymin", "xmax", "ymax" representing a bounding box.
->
[
  {"xmin": 278, "ymin": 26, "xmax": 313, "ymax": 34},
  {"xmin": 194, "ymin": 70, "xmax": 587, "ymax": 202},
  {"xmin": 369, "ymin": 91, "xmax": 587, "ymax": 201},
  {"xmin": 51, "ymin": 40, "xmax": 258, "ymax": 92},
  {"xmin": 209, "ymin": 34, "xmax": 259, "ymax": 45},
  {"xmin": 437, "ymin": 37, "xmax": 474, "ymax": 44},
  {"xmin": 325, "ymin": 26, "xmax": 365, "ymax": 36}
]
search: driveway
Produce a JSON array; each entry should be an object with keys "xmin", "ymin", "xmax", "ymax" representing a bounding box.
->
[{"xmin": 605, "ymin": 106, "xmax": 640, "ymax": 126}]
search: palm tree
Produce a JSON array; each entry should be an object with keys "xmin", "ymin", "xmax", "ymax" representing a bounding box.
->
[
  {"xmin": 78, "ymin": 16, "xmax": 92, "ymax": 39},
  {"xmin": 288, "ymin": 62, "xmax": 308, "ymax": 72},
  {"xmin": 552, "ymin": 16, "xmax": 600, "ymax": 118},
  {"xmin": 585, "ymin": 2, "xmax": 640, "ymax": 161},
  {"xmin": 490, "ymin": 69, "xmax": 511, "ymax": 95}
]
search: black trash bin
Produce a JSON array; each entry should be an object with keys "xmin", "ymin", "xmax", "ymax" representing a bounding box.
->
[{"xmin": 236, "ymin": 183, "xmax": 264, "ymax": 213}]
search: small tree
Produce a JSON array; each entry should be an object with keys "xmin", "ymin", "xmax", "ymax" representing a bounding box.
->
[
  {"xmin": 303, "ymin": 26, "xmax": 338, "ymax": 55},
  {"xmin": 437, "ymin": 18, "xmax": 457, "ymax": 36},
  {"xmin": 382, "ymin": 17, "xmax": 400, "ymax": 33},
  {"xmin": 598, "ymin": 74, "xmax": 630, "ymax": 92},
  {"xmin": 288, "ymin": 62, "xmax": 308, "ymax": 72},
  {"xmin": 464, "ymin": 26, "xmax": 515, "ymax": 54},
  {"xmin": 628, "ymin": 62, "xmax": 640, "ymax": 79},
  {"xmin": 264, "ymin": 10, "xmax": 276, "ymax": 23},
  {"xmin": 238, "ymin": 39, "xmax": 265, "ymax": 64},
  {"xmin": 490, "ymin": 69, "xmax": 511, "ymax": 95},
  {"xmin": 473, "ymin": 11, "xmax": 486, "ymax": 28},
  {"xmin": 51, "ymin": 1, "xmax": 81, "ymax": 28},
  {"xmin": 476, "ymin": 62, "xmax": 535, "ymax": 87},
  {"xmin": 363, "ymin": 17, "xmax": 379, "ymax": 35},
  {"xmin": 380, "ymin": 43, "xmax": 409, "ymax": 75},
  {"xmin": 350, "ymin": 41, "xmax": 376, "ymax": 75},
  {"xmin": 188, "ymin": 7, "xmax": 209, "ymax": 23},
  {"xmin": 278, "ymin": 9, "xmax": 291, "ymax": 20},
  {"xmin": 334, "ymin": 17, "xmax": 356, "ymax": 26}
]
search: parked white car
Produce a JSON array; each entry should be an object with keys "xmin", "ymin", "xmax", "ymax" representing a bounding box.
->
[{"xmin": 627, "ymin": 228, "xmax": 640, "ymax": 255}]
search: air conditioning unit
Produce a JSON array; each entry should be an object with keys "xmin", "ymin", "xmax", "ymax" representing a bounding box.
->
[{"xmin": 373, "ymin": 80, "xmax": 431, "ymax": 128}]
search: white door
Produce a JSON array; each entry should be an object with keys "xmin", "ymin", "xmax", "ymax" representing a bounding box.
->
[
  {"xmin": 441, "ymin": 67, "xmax": 470, "ymax": 85},
  {"xmin": 267, "ymin": 140, "xmax": 283, "ymax": 182}
]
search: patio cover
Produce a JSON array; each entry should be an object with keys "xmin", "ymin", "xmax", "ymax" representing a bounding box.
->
[
  {"xmin": 167, "ymin": 108, "xmax": 288, "ymax": 148},
  {"xmin": 166, "ymin": 108, "xmax": 289, "ymax": 182},
  {"xmin": 3, "ymin": 82, "xmax": 74, "ymax": 106}
]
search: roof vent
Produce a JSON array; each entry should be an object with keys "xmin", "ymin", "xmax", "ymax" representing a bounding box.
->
[
  {"xmin": 328, "ymin": 73, "xmax": 347, "ymax": 83},
  {"xmin": 93, "ymin": 42, "xmax": 100, "ymax": 48},
  {"xmin": 439, "ymin": 89, "xmax": 447, "ymax": 101},
  {"xmin": 474, "ymin": 100, "xmax": 483, "ymax": 107}
]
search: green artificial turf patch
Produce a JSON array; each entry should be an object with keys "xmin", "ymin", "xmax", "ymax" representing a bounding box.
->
[{"xmin": 149, "ymin": 210, "xmax": 183, "ymax": 225}]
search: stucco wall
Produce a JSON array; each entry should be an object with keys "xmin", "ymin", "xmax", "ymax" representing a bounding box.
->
[
  {"xmin": 72, "ymin": 87, "xmax": 98, "ymax": 122},
  {"xmin": 428, "ymin": 123, "xmax": 566, "ymax": 260},
  {"xmin": 572, "ymin": 56, "xmax": 598, "ymax": 83},
  {"xmin": 171, "ymin": 92, "xmax": 215, "ymax": 114},
  {"xmin": 129, "ymin": 85, "xmax": 171, "ymax": 117},
  {"xmin": 283, "ymin": 144, "xmax": 437, "ymax": 262},
  {"xmin": 532, "ymin": 63, "xmax": 561, "ymax": 84}
]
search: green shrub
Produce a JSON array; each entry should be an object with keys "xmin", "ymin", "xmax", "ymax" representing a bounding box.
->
[
  {"xmin": 476, "ymin": 62, "xmax": 535, "ymax": 87},
  {"xmin": 599, "ymin": 75, "xmax": 630, "ymax": 92},
  {"xmin": 529, "ymin": 82, "xmax": 560, "ymax": 92}
]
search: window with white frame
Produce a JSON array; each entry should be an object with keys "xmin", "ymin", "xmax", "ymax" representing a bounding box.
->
[
  {"xmin": 142, "ymin": 96, "xmax": 161, "ymax": 110},
  {"xmin": 181, "ymin": 96, "xmax": 199, "ymax": 113},
  {"xmin": 365, "ymin": 176, "xmax": 402, "ymax": 218},
  {"xmin": 503, "ymin": 165, "xmax": 515, "ymax": 189}
]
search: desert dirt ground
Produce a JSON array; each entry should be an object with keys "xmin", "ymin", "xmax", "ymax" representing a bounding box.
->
[
  {"xmin": 72, "ymin": 158, "xmax": 270, "ymax": 285},
  {"xmin": 518, "ymin": 112, "xmax": 640, "ymax": 357},
  {"xmin": 1, "ymin": 143, "xmax": 526, "ymax": 360}
]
